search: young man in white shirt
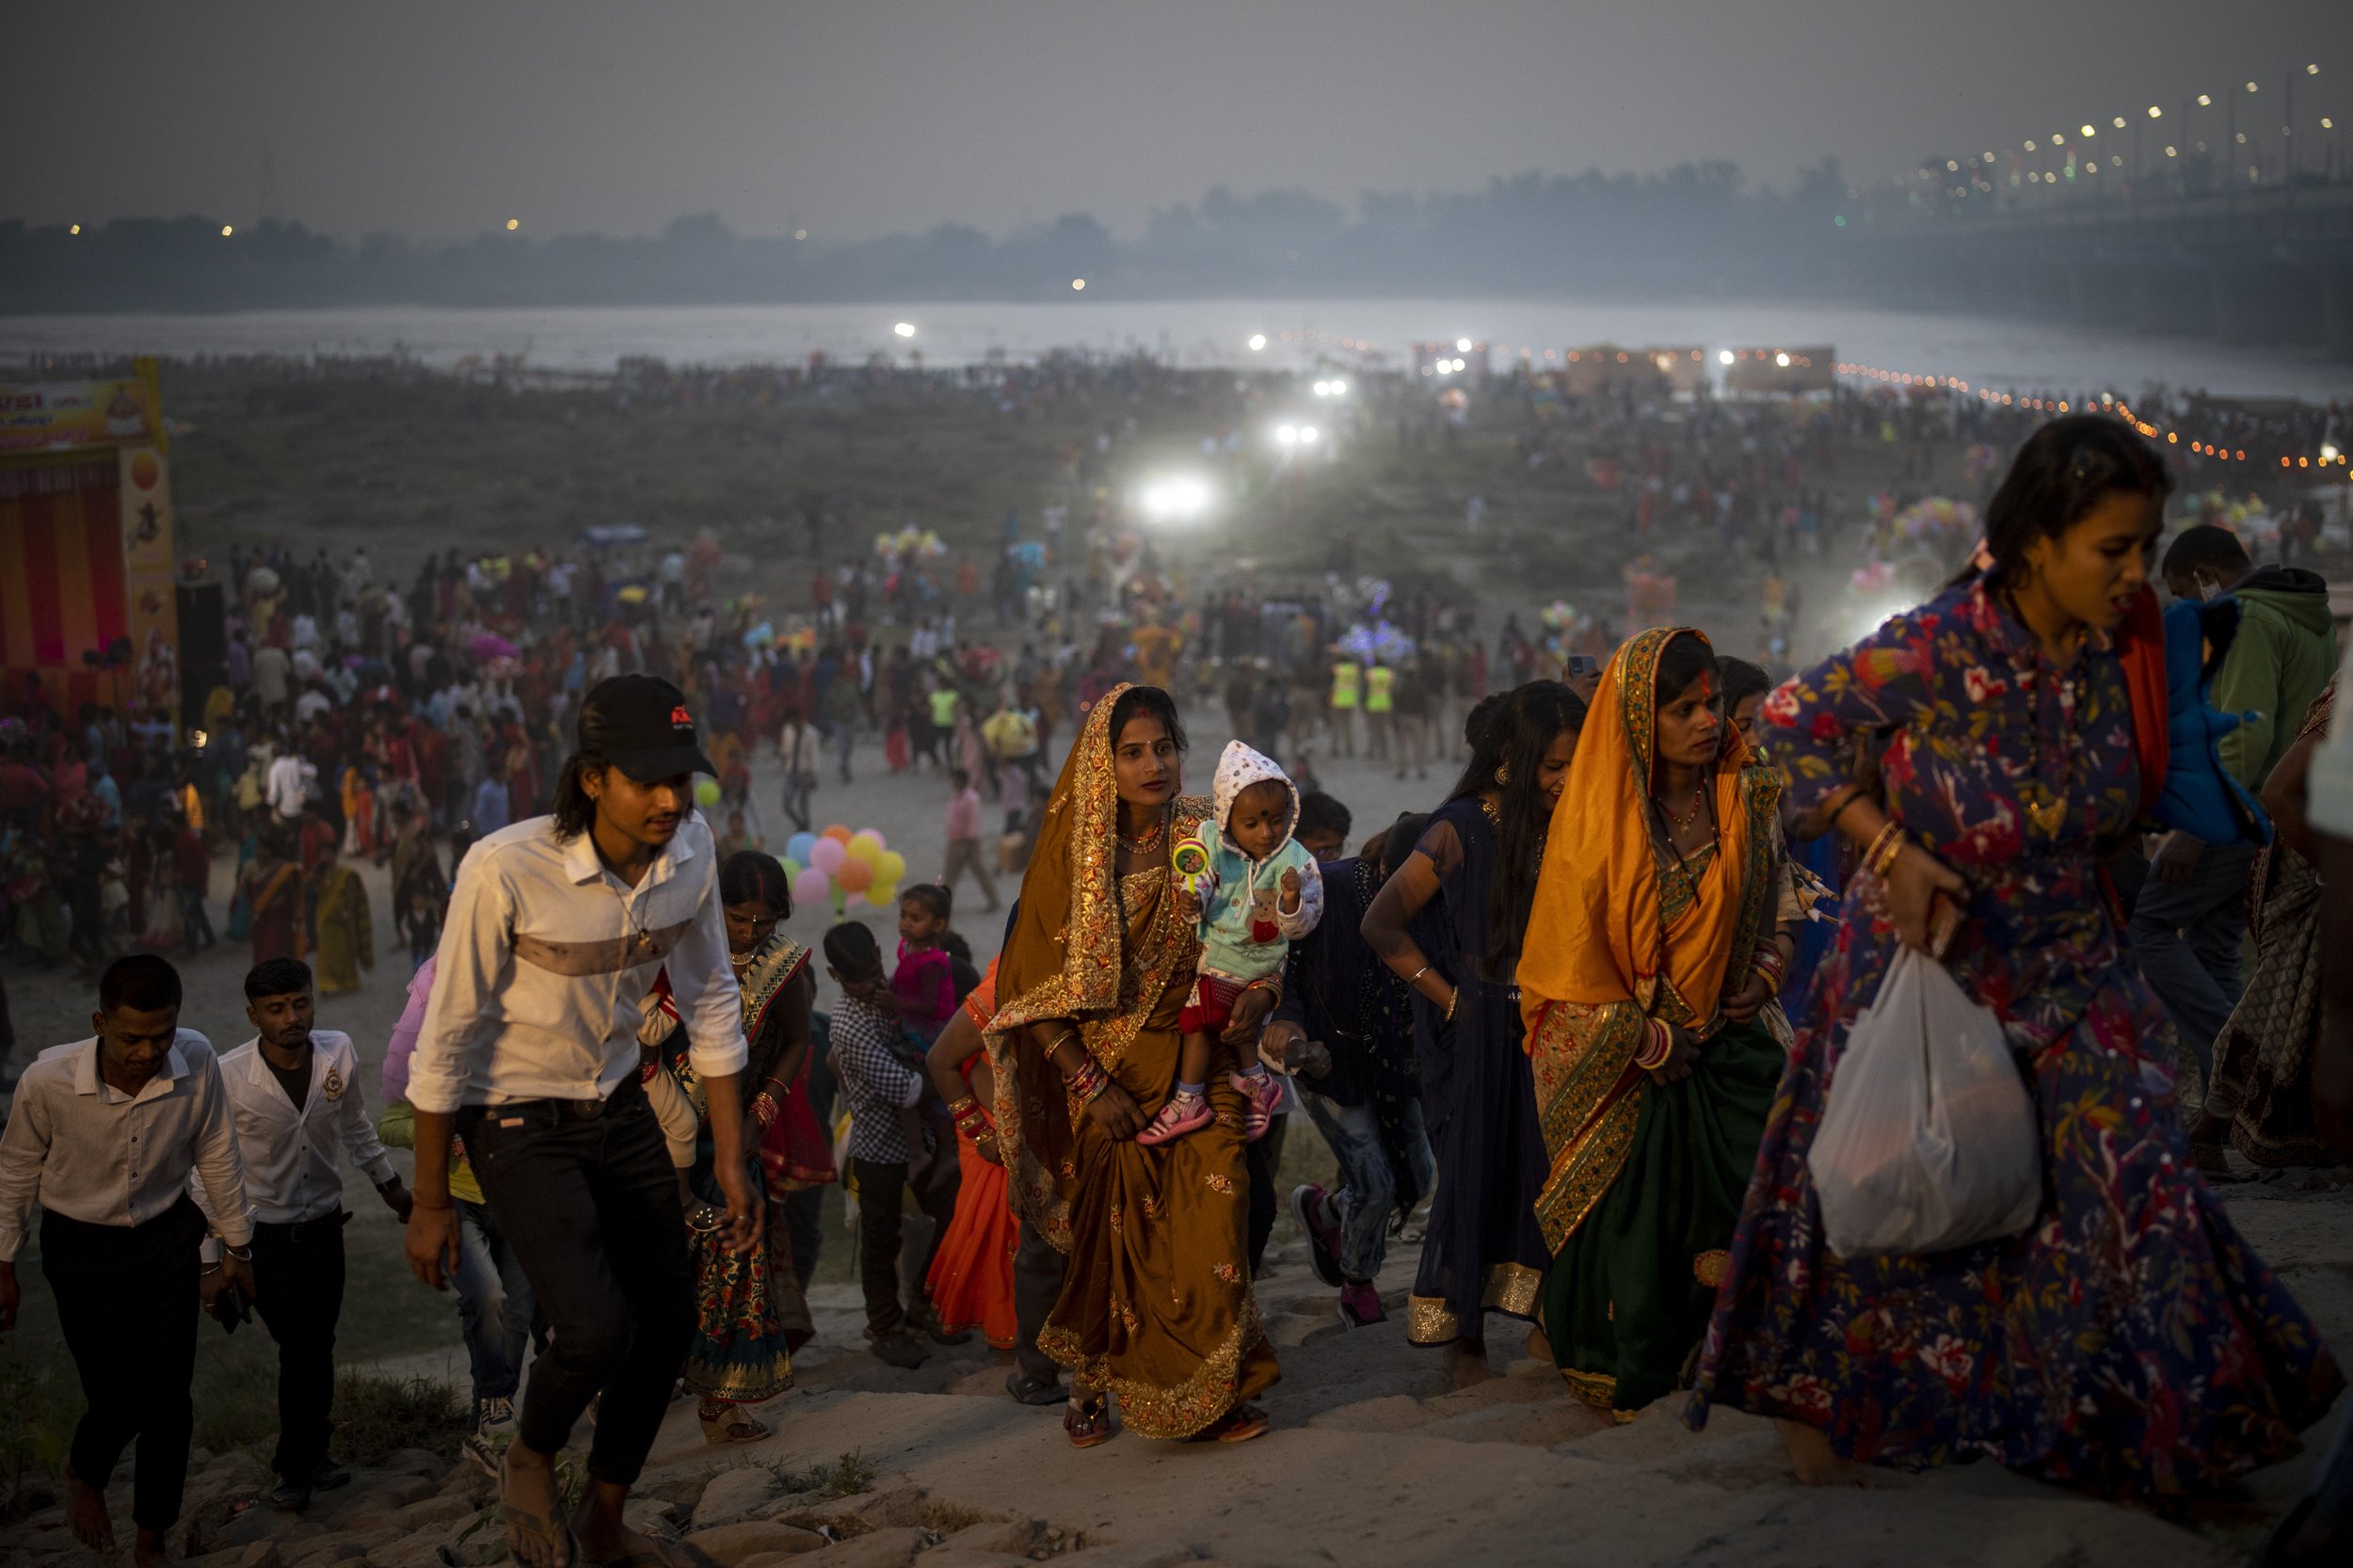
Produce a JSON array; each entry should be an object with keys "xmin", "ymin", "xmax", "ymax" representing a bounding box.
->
[
  {"xmin": 222, "ymin": 957, "xmax": 413, "ymax": 1512},
  {"xmin": 0, "ymin": 955, "xmax": 253, "ymax": 1568},
  {"xmin": 403, "ymin": 676, "xmax": 757, "ymax": 1568},
  {"xmin": 266, "ymin": 742, "xmax": 312, "ymax": 823}
]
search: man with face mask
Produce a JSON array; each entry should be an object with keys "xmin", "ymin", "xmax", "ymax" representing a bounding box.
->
[{"xmin": 2139, "ymin": 525, "xmax": 2339, "ymax": 1093}]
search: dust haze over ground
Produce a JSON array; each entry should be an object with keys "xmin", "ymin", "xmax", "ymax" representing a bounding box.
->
[{"xmin": 0, "ymin": 352, "xmax": 2347, "ymax": 1566}]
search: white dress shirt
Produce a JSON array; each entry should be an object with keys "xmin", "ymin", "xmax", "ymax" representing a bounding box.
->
[
  {"xmin": 266, "ymin": 753, "xmax": 312, "ymax": 820},
  {"xmin": 0, "ymin": 1032, "xmax": 253, "ymax": 1262},
  {"xmin": 406, "ymin": 812, "xmax": 747, "ymax": 1114},
  {"xmin": 218, "ymin": 1031, "xmax": 398, "ymax": 1224}
]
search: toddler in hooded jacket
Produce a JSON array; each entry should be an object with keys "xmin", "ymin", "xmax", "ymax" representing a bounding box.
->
[{"xmin": 1139, "ymin": 741, "xmax": 1322, "ymax": 1144}]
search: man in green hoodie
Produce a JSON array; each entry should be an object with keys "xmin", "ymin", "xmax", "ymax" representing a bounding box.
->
[{"xmin": 2133, "ymin": 524, "xmax": 2340, "ymax": 1089}]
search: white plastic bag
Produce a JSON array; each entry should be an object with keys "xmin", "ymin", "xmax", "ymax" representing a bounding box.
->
[{"xmin": 1807, "ymin": 947, "xmax": 2042, "ymax": 1257}]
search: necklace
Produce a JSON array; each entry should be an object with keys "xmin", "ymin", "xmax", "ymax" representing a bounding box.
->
[
  {"xmin": 1117, "ymin": 809, "xmax": 1168, "ymax": 851},
  {"xmin": 1654, "ymin": 782, "xmax": 1706, "ymax": 833}
]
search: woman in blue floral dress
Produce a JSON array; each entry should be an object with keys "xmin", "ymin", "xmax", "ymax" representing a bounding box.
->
[{"xmin": 1690, "ymin": 416, "xmax": 2342, "ymax": 1496}]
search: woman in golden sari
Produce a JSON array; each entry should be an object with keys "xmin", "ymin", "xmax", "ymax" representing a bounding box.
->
[
  {"xmin": 984, "ymin": 684, "xmax": 1280, "ymax": 1447},
  {"xmin": 1517, "ymin": 628, "xmax": 1786, "ymax": 1417}
]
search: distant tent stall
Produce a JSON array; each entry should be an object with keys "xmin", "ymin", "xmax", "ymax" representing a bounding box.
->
[
  {"xmin": 0, "ymin": 358, "xmax": 181, "ymax": 726},
  {"xmin": 1722, "ymin": 347, "xmax": 1835, "ymax": 395}
]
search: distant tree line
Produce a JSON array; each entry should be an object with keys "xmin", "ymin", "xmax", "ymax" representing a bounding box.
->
[{"xmin": 1, "ymin": 162, "xmax": 1853, "ymax": 312}]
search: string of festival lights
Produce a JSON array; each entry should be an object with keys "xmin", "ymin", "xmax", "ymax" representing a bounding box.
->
[{"xmin": 1833, "ymin": 360, "xmax": 2347, "ymax": 470}]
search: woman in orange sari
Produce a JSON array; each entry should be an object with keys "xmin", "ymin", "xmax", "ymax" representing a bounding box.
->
[
  {"xmin": 926, "ymin": 957, "xmax": 1016, "ymax": 1351},
  {"xmin": 1517, "ymin": 628, "xmax": 1785, "ymax": 1418},
  {"xmin": 984, "ymin": 684, "xmax": 1279, "ymax": 1447}
]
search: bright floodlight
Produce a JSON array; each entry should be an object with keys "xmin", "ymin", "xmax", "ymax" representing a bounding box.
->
[
  {"xmin": 221, "ymin": 225, "xmax": 234, "ymax": 237},
  {"xmin": 1454, "ymin": 337, "xmax": 1473, "ymax": 353},
  {"xmin": 1312, "ymin": 379, "xmax": 1330, "ymax": 396},
  {"xmin": 1299, "ymin": 425, "xmax": 1321, "ymax": 444},
  {"xmin": 1275, "ymin": 424, "xmax": 1300, "ymax": 446},
  {"xmin": 1071, "ymin": 278, "xmax": 1086, "ymax": 291},
  {"xmin": 1247, "ymin": 333, "xmax": 1268, "ymax": 351},
  {"xmin": 1139, "ymin": 474, "xmax": 1212, "ymax": 521},
  {"xmin": 1775, "ymin": 351, "xmax": 1791, "ymax": 368},
  {"xmin": 1329, "ymin": 377, "xmax": 1348, "ymax": 395},
  {"xmin": 893, "ymin": 322, "xmax": 916, "ymax": 338},
  {"xmin": 505, "ymin": 217, "xmax": 520, "ymax": 231},
  {"xmin": 1717, "ymin": 349, "xmax": 1736, "ymax": 365}
]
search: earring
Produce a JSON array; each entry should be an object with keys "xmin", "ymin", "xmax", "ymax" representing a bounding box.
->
[{"xmin": 1494, "ymin": 763, "xmax": 1510, "ymax": 787}]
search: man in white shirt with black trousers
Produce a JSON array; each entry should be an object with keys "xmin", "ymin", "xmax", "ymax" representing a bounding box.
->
[
  {"xmin": 0, "ymin": 954, "xmax": 254, "ymax": 1568},
  {"xmin": 221, "ymin": 956, "xmax": 413, "ymax": 1512},
  {"xmin": 403, "ymin": 676, "xmax": 758, "ymax": 1568}
]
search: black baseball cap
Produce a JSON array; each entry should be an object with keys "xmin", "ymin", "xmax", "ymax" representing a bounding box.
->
[{"xmin": 577, "ymin": 676, "xmax": 716, "ymax": 783}]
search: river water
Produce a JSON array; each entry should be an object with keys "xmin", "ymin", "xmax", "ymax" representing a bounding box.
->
[{"xmin": 3, "ymin": 297, "xmax": 2347, "ymax": 401}]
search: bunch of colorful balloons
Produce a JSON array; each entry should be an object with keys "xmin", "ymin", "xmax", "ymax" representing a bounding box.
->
[{"xmin": 781, "ymin": 825, "xmax": 909, "ymax": 916}]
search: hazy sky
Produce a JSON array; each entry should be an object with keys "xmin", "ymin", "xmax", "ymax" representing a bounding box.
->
[{"xmin": 8, "ymin": 1, "xmax": 2342, "ymax": 241}]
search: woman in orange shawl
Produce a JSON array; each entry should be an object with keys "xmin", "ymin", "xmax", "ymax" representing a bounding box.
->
[
  {"xmin": 984, "ymin": 684, "xmax": 1278, "ymax": 1447},
  {"xmin": 1517, "ymin": 628, "xmax": 1787, "ymax": 1417}
]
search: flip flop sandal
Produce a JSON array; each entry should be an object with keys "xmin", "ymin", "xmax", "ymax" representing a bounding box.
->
[
  {"xmin": 497, "ymin": 1498, "xmax": 578, "ymax": 1568},
  {"xmin": 1193, "ymin": 1403, "xmax": 1271, "ymax": 1443},
  {"xmin": 1064, "ymin": 1396, "xmax": 1113, "ymax": 1448}
]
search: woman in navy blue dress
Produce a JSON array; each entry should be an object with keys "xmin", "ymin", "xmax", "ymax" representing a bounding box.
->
[{"xmin": 1363, "ymin": 680, "xmax": 1584, "ymax": 1386}]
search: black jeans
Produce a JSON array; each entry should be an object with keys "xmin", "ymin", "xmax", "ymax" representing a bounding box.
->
[
  {"xmin": 249, "ymin": 1212, "xmax": 347, "ymax": 1480},
  {"xmin": 1013, "ymin": 1218, "xmax": 1067, "ymax": 1386},
  {"xmin": 40, "ymin": 1198, "xmax": 204, "ymax": 1533},
  {"xmin": 460, "ymin": 1080, "xmax": 692, "ymax": 1486},
  {"xmin": 852, "ymin": 1156, "xmax": 957, "ymax": 1335},
  {"xmin": 782, "ymin": 1185, "xmax": 824, "ymax": 1292},
  {"xmin": 182, "ymin": 885, "xmax": 216, "ymax": 949},
  {"xmin": 1245, "ymin": 1114, "xmax": 1287, "ymax": 1275}
]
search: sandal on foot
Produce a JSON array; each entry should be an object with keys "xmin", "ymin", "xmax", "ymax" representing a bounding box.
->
[
  {"xmin": 1135, "ymin": 1091, "xmax": 1211, "ymax": 1147},
  {"xmin": 1064, "ymin": 1395, "xmax": 1113, "ymax": 1448},
  {"xmin": 1230, "ymin": 1072, "xmax": 1282, "ymax": 1141},
  {"xmin": 1193, "ymin": 1402, "xmax": 1271, "ymax": 1443},
  {"xmin": 498, "ymin": 1493, "xmax": 578, "ymax": 1568},
  {"xmin": 697, "ymin": 1401, "xmax": 771, "ymax": 1444}
]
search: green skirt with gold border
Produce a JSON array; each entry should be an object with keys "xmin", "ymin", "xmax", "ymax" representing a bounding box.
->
[{"xmin": 1542, "ymin": 1015, "xmax": 1780, "ymax": 1416}]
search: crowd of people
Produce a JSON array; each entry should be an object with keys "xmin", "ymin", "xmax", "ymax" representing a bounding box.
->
[{"xmin": 5, "ymin": 406, "xmax": 2353, "ymax": 1568}]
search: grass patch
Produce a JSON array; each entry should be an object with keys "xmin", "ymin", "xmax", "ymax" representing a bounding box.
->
[
  {"xmin": 0, "ymin": 1340, "xmax": 468, "ymax": 1503},
  {"xmin": 330, "ymin": 1371, "xmax": 471, "ymax": 1465},
  {"xmin": 760, "ymin": 1448, "xmax": 873, "ymax": 1499}
]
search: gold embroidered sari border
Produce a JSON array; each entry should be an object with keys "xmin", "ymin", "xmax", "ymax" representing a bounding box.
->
[{"xmin": 1037, "ymin": 1296, "xmax": 1267, "ymax": 1440}]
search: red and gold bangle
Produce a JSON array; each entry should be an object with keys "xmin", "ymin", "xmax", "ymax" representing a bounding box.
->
[
  {"xmin": 1635, "ymin": 1018, "xmax": 1675, "ymax": 1071},
  {"xmin": 1063, "ymin": 1057, "xmax": 1111, "ymax": 1103},
  {"xmin": 1751, "ymin": 943, "xmax": 1787, "ymax": 991}
]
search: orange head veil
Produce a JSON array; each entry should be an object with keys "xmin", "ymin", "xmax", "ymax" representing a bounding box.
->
[{"xmin": 1516, "ymin": 627, "xmax": 1760, "ymax": 1038}]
